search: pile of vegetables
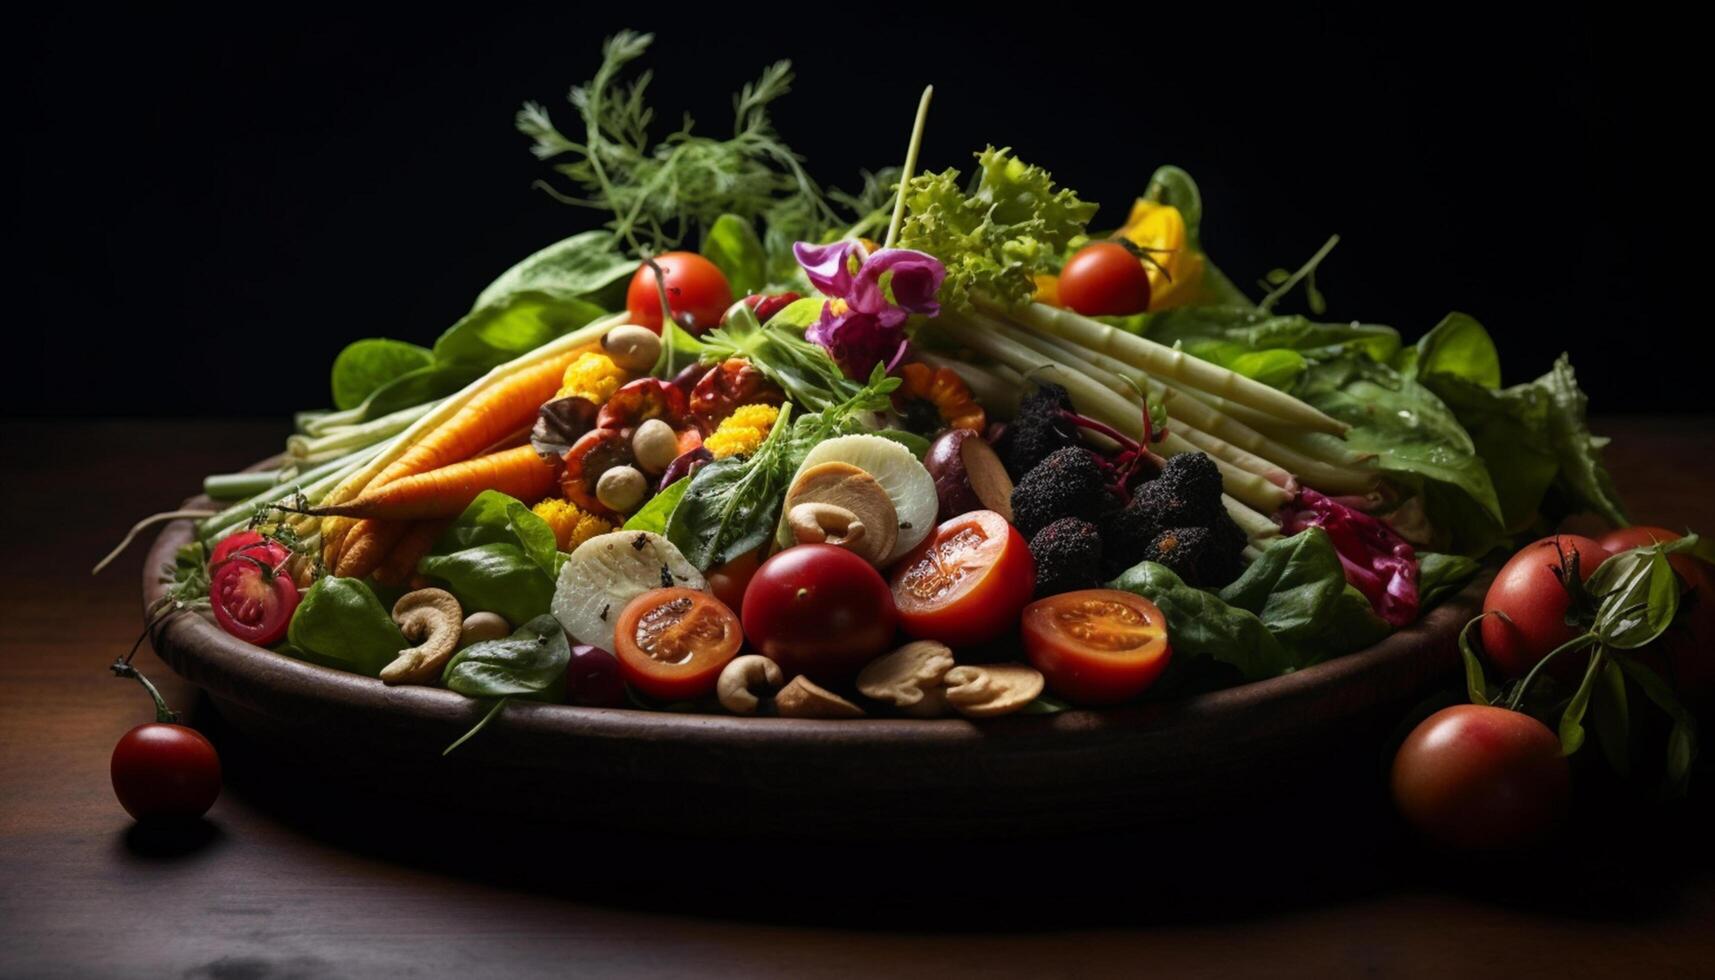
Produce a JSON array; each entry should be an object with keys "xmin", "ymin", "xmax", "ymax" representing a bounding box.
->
[{"xmin": 106, "ymin": 30, "xmax": 1708, "ymax": 818}]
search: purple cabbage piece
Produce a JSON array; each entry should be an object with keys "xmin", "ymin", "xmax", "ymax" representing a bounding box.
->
[{"xmin": 1281, "ymin": 489, "xmax": 1420, "ymax": 627}]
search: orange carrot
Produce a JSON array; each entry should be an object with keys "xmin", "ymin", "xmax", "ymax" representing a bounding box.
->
[
  {"xmin": 372, "ymin": 519, "xmax": 452, "ymax": 587},
  {"xmin": 366, "ymin": 348, "xmax": 586, "ymax": 491},
  {"xmin": 318, "ymin": 446, "xmax": 559, "ymax": 521},
  {"xmin": 335, "ymin": 519, "xmax": 409, "ymax": 580}
]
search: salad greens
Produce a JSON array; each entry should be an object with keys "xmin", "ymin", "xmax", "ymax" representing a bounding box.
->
[
  {"xmin": 417, "ymin": 491, "xmax": 566, "ymax": 625},
  {"xmin": 441, "ymin": 614, "xmax": 572, "ymax": 754},
  {"xmin": 286, "ymin": 577, "xmax": 406, "ymax": 677},
  {"xmin": 899, "ymin": 146, "xmax": 1098, "ymax": 310},
  {"xmin": 1111, "ymin": 528, "xmax": 1401, "ymax": 683}
]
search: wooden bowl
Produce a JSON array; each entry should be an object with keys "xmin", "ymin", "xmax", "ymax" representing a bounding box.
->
[{"xmin": 145, "ymin": 516, "xmax": 1487, "ymax": 840}]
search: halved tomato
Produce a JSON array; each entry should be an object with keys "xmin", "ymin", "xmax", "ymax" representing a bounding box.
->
[
  {"xmin": 210, "ymin": 530, "xmax": 289, "ymax": 568},
  {"xmin": 210, "ymin": 555, "xmax": 300, "ymax": 647},
  {"xmin": 613, "ymin": 587, "xmax": 743, "ymax": 701},
  {"xmin": 1020, "ymin": 589, "xmax": 1171, "ymax": 704},
  {"xmin": 888, "ymin": 510, "xmax": 1034, "ymax": 648}
]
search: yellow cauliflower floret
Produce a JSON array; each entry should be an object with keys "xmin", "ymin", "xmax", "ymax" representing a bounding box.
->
[
  {"xmin": 532, "ymin": 498, "xmax": 613, "ymax": 551},
  {"xmin": 555, "ymin": 351, "xmax": 627, "ymax": 404},
  {"xmin": 705, "ymin": 404, "xmax": 780, "ymax": 459}
]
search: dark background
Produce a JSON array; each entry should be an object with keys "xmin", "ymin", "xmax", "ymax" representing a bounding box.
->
[{"xmin": 14, "ymin": 7, "xmax": 1698, "ymax": 417}]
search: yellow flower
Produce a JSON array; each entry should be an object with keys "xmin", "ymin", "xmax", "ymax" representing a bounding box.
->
[
  {"xmin": 556, "ymin": 351, "xmax": 627, "ymax": 403},
  {"xmin": 704, "ymin": 404, "xmax": 780, "ymax": 459},
  {"xmin": 1116, "ymin": 201, "xmax": 1206, "ymax": 312},
  {"xmin": 532, "ymin": 498, "xmax": 613, "ymax": 551}
]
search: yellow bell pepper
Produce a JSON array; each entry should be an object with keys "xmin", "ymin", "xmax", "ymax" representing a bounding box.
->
[{"xmin": 1115, "ymin": 200, "xmax": 1205, "ymax": 311}]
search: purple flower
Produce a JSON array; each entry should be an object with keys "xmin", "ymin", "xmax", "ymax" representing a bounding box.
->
[{"xmin": 792, "ymin": 240, "xmax": 945, "ymax": 377}]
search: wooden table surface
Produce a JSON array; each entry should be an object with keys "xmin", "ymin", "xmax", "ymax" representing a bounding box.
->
[{"xmin": 4, "ymin": 417, "xmax": 1714, "ymax": 979}]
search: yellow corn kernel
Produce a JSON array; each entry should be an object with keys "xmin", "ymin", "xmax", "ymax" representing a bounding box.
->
[
  {"xmin": 532, "ymin": 498, "xmax": 614, "ymax": 551},
  {"xmin": 555, "ymin": 351, "xmax": 627, "ymax": 404}
]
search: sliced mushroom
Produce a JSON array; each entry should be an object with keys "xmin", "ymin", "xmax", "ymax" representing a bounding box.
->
[
  {"xmin": 783, "ymin": 462, "xmax": 897, "ymax": 565},
  {"xmin": 942, "ymin": 664, "xmax": 1045, "ymax": 718},
  {"xmin": 458, "ymin": 611, "xmax": 511, "ymax": 648},
  {"xmin": 717, "ymin": 655, "xmax": 784, "ymax": 715},
  {"xmin": 383, "ymin": 588, "xmax": 464, "ymax": 686},
  {"xmin": 774, "ymin": 676, "xmax": 865, "ymax": 719},
  {"xmin": 857, "ymin": 641, "xmax": 956, "ymax": 716}
]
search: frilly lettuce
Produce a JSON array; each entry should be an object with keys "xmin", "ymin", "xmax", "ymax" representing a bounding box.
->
[{"xmin": 898, "ymin": 146, "xmax": 1096, "ymax": 310}]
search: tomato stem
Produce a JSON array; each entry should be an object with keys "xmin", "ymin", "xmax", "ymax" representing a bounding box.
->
[
  {"xmin": 111, "ymin": 659, "xmax": 178, "ymax": 724},
  {"xmin": 1506, "ymin": 632, "xmax": 1600, "ymax": 711}
]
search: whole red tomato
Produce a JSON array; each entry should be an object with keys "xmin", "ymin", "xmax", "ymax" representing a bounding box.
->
[
  {"xmin": 1056, "ymin": 243, "xmax": 1151, "ymax": 317},
  {"xmin": 1479, "ymin": 535, "xmax": 1609, "ymax": 677},
  {"xmin": 741, "ymin": 544, "xmax": 897, "ymax": 683},
  {"xmin": 1391, "ymin": 705, "xmax": 1569, "ymax": 850},
  {"xmin": 111, "ymin": 723, "xmax": 222, "ymax": 821},
  {"xmin": 707, "ymin": 549, "xmax": 762, "ymax": 613},
  {"xmin": 1597, "ymin": 526, "xmax": 1714, "ymax": 699},
  {"xmin": 625, "ymin": 253, "xmax": 734, "ymax": 334}
]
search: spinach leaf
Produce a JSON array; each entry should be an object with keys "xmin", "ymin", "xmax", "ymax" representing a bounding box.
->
[
  {"xmin": 1107, "ymin": 562, "xmax": 1292, "ymax": 682},
  {"xmin": 1216, "ymin": 529, "xmax": 1390, "ymax": 664},
  {"xmin": 285, "ymin": 577, "xmax": 405, "ymax": 677},
  {"xmin": 471, "ymin": 230, "xmax": 636, "ymax": 312},
  {"xmin": 668, "ymin": 402, "xmax": 798, "ymax": 570},
  {"xmin": 1423, "ymin": 355, "xmax": 1626, "ymax": 529},
  {"xmin": 700, "ymin": 213, "xmax": 769, "ymax": 297},
  {"xmin": 331, "ymin": 339, "xmax": 434, "ymax": 411},
  {"xmin": 1417, "ymin": 552, "xmax": 1483, "ymax": 608},
  {"xmin": 440, "ymin": 614, "xmax": 572, "ymax": 755},
  {"xmin": 624, "ymin": 477, "xmax": 689, "ymax": 534},
  {"xmin": 419, "ymin": 543, "xmax": 555, "ymax": 626},
  {"xmin": 433, "ymin": 294, "xmax": 607, "ymax": 368},
  {"xmin": 419, "ymin": 491, "xmax": 564, "ymax": 624},
  {"xmin": 1401, "ymin": 312, "xmax": 1501, "ymax": 388},
  {"xmin": 441, "ymin": 614, "xmax": 570, "ymax": 701}
]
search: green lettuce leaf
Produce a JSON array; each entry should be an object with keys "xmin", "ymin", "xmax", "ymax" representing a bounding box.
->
[{"xmin": 898, "ymin": 146, "xmax": 1096, "ymax": 310}]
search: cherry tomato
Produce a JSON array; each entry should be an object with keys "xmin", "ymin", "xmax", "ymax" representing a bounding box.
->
[
  {"xmin": 613, "ymin": 588, "xmax": 742, "ymax": 701},
  {"xmin": 742, "ymin": 290, "xmax": 803, "ymax": 325},
  {"xmin": 741, "ymin": 544, "xmax": 898, "ymax": 683},
  {"xmin": 210, "ymin": 530, "xmax": 289, "ymax": 568},
  {"xmin": 565, "ymin": 644, "xmax": 627, "ymax": 708},
  {"xmin": 707, "ymin": 549, "xmax": 762, "ymax": 613},
  {"xmin": 1021, "ymin": 589, "xmax": 1171, "ymax": 704},
  {"xmin": 1480, "ymin": 535, "xmax": 1610, "ymax": 678},
  {"xmin": 889, "ymin": 510, "xmax": 1035, "ymax": 648},
  {"xmin": 111, "ymin": 723, "xmax": 222, "ymax": 821},
  {"xmin": 1391, "ymin": 705, "xmax": 1569, "ymax": 851},
  {"xmin": 1056, "ymin": 243, "xmax": 1152, "ymax": 317},
  {"xmin": 210, "ymin": 554, "xmax": 300, "ymax": 647},
  {"xmin": 1597, "ymin": 526, "xmax": 1715, "ymax": 699},
  {"xmin": 625, "ymin": 252, "xmax": 734, "ymax": 334}
]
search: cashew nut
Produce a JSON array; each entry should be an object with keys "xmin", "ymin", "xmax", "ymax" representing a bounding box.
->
[
  {"xmin": 631, "ymin": 418, "xmax": 679, "ymax": 475},
  {"xmin": 942, "ymin": 664, "xmax": 1045, "ymax": 718},
  {"xmin": 857, "ymin": 641, "xmax": 955, "ymax": 716},
  {"xmin": 788, "ymin": 502, "xmax": 867, "ymax": 549},
  {"xmin": 774, "ymin": 676, "xmax": 865, "ymax": 719},
  {"xmin": 458, "ymin": 611, "xmax": 511, "ymax": 648},
  {"xmin": 783, "ymin": 461, "xmax": 897, "ymax": 565},
  {"xmin": 715, "ymin": 655, "xmax": 785, "ymax": 715},
  {"xmin": 602, "ymin": 324, "xmax": 663, "ymax": 373},
  {"xmin": 596, "ymin": 465, "xmax": 648, "ymax": 513},
  {"xmin": 383, "ymin": 588, "xmax": 464, "ymax": 686}
]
